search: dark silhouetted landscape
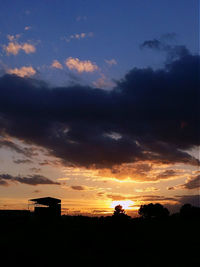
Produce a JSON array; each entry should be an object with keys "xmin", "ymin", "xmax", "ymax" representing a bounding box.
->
[{"xmin": 1, "ymin": 203, "xmax": 200, "ymax": 267}]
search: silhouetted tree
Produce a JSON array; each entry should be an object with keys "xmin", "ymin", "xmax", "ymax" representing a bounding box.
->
[
  {"xmin": 112, "ymin": 205, "xmax": 131, "ymax": 221},
  {"xmin": 180, "ymin": 203, "xmax": 200, "ymax": 219},
  {"xmin": 138, "ymin": 203, "xmax": 169, "ymax": 219},
  {"xmin": 113, "ymin": 205, "xmax": 125, "ymax": 216}
]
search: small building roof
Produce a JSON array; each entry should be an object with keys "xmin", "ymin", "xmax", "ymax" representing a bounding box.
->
[{"xmin": 29, "ymin": 197, "xmax": 61, "ymax": 206}]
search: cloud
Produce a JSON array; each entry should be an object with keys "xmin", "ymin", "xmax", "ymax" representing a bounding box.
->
[
  {"xmin": 97, "ymin": 164, "xmax": 184, "ymax": 182},
  {"xmin": 93, "ymin": 73, "xmax": 115, "ymax": 89},
  {"xmin": 65, "ymin": 57, "xmax": 98, "ymax": 73},
  {"xmin": 51, "ymin": 60, "xmax": 63, "ymax": 69},
  {"xmin": 0, "ymin": 180, "xmax": 9, "ymax": 186},
  {"xmin": 3, "ymin": 42, "xmax": 36, "ymax": 55},
  {"xmin": 135, "ymin": 187, "xmax": 159, "ymax": 192},
  {"xmin": 29, "ymin": 167, "xmax": 41, "ymax": 173},
  {"xmin": 7, "ymin": 66, "xmax": 36, "ymax": 77},
  {"xmin": 3, "ymin": 42, "xmax": 21, "ymax": 55},
  {"xmin": 156, "ymin": 170, "xmax": 178, "ymax": 179},
  {"xmin": 32, "ymin": 190, "xmax": 40, "ymax": 193},
  {"xmin": 183, "ymin": 175, "xmax": 200, "ymax": 189},
  {"xmin": 105, "ymin": 59, "xmax": 117, "ymax": 66},
  {"xmin": 64, "ymin": 185, "xmax": 97, "ymax": 191},
  {"xmin": 70, "ymin": 33, "xmax": 86, "ymax": 40},
  {"xmin": 39, "ymin": 159, "xmax": 61, "ymax": 166},
  {"xmin": 106, "ymin": 194, "xmax": 128, "ymax": 201},
  {"xmin": 141, "ymin": 39, "xmax": 162, "ymax": 50},
  {"xmin": 0, "ymin": 46, "xmax": 199, "ymax": 182},
  {"xmin": 64, "ymin": 32, "xmax": 93, "ymax": 42},
  {"xmin": 141, "ymin": 37, "xmax": 190, "ymax": 61},
  {"xmin": 13, "ymin": 159, "xmax": 32, "ymax": 164},
  {"xmin": 71, "ymin": 185, "xmax": 86, "ymax": 190},
  {"xmin": 76, "ymin": 16, "xmax": 87, "ymax": 22},
  {"xmin": 92, "ymin": 209, "xmax": 110, "ymax": 214},
  {"xmin": 105, "ymin": 193, "xmax": 177, "ymax": 204},
  {"xmin": 168, "ymin": 175, "xmax": 200, "ymax": 190},
  {"xmin": 0, "ymin": 173, "xmax": 60, "ymax": 186},
  {"xmin": 22, "ymin": 43, "xmax": 35, "ymax": 54},
  {"xmin": 24, "ymin": 26, "xmax": 31, "ymax": 31},
  {"xmin": 0, "ymin": 138, "xmax": 37, "ymax": 157},
  {"xmin": 7, "ymin": 34, "xmax": 21, "ymax": 42}
]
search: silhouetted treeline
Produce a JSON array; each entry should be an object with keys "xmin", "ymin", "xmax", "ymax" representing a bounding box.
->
[{"xmin": 0, "ymin": 203, "xmax": 199, "ymax": 267}]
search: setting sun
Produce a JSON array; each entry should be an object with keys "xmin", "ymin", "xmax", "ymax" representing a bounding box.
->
[{"xmin": 110, "ymin": 200, "xmax": 134, "ymax": 210}]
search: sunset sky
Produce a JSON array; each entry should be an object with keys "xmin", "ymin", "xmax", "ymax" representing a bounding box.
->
[{"xmin": 0, "ymin": 0, "xmax": 199, "ymax": 216}]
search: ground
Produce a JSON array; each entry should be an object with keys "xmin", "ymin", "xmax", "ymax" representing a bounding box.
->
[{"xmin": 0, "ymin": 215, "xmax": 199, "ymax": 267}]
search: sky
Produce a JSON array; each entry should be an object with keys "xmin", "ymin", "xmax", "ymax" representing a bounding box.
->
[{"xmin": 0, "ymin": 0, "xmax": 199, "ymax": 216}]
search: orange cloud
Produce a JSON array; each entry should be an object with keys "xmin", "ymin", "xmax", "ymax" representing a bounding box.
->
[
  {"xmin": 4, "ymin": 42, "xmax": 21, "ymax": 55},
  {"xmin": 96, "ymin": 162, "xmax": 185, "ymax": 183},
  {"xmin": 4, "ymin": 42, "xmax": 36, "ymax": 55},
  {"xmin": 22, "ymin": 43, "xmax": 35, "ymax": 53},
  {"xmin": 51, "ymin": 60, "xmax": 63, "ymax": 69},
  {"xmin": 135, "ymin": 187, "xmax": 160, "ymax": 192},
  {"xmin": 7, "ymin": 66, "xmax": 36, "ymax": 77},
  {"xmin": 65, "ymin": 57, "xmax": 98, "ymax": 73}
]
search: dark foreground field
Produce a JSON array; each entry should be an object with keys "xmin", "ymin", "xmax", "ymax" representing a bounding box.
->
[{"xmin": 0, "ymin": 215, "xmax": 199, "ymax": 267}]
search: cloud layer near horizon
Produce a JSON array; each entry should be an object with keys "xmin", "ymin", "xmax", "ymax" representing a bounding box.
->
[
  {"xmin": 0, "ymin": 174, "xmax": 60, "ymax": 186},
  {"xmin": 0, "ymin": 49, "xmax": 199, "ymax": 181}
]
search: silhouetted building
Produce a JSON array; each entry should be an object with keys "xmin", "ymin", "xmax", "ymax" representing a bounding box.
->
[{"xmin": 29, "ymin": 197, "xmax": 61, "ymax": 218}]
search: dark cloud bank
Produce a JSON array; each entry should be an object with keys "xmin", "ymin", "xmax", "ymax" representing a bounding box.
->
[
  {"xmin": 168, "ymin": 174, "xmax": 200, "ymax": 191},
  {"xmin": 0, "ymin": 47, "xmax": 199, "ymax": 172},
  {"xmin": 0, "ymin": 174, "xmax": 60, "ymax": 186}
]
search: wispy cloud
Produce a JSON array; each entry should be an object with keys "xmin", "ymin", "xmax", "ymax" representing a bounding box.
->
[
  {"xmin": 71, "ymin": 185, "xmax": 87, "ymax": 190},
  {"xmin": 7, "ymin": 66, "xmax": 36, "ymax": 77},
  {"xmin": 65, "ymin": 57, "xmax": 98, "ymax": 73},
  {"xmin": 135, "ymin": 187, "xmax": 160, "ymax": 192},
  {"xmin": 140, "ymin": 37, "xmax": 189, "ymax": 61},
  {"xmin": 76, "ymin": 16, "xmax": 87, "ymax": 22},
  {"xmin": 105, "ymin": 59, "xmax": 117, "ymax": 66},
  {"xmin": 64, "ymin": 32, "xmax": 93, "ymax": 43},
  {"xmin": 13, "ymin": 159, "xmax": 32, "ymax": 164},
  {"xmin": 24, "ymin": 26, "xmax": 32, "ymax": 31},
  {"xmin": 93, "ymin": 73, "xmax": 115, "ymax": 89},
  {"xmin": 7, "ymin": 34, "xmax": 21, "ymax": 41},
  {"xmin": 63, "ymin": 185, "xmax": 99, "ymax": 191},
  {"xmin": 51, "ymin": 60, "xmax": 63, "ymax": 69}
]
